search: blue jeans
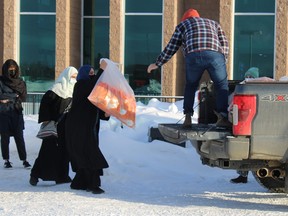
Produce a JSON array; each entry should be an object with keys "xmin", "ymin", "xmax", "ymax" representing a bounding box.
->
[{"xmin": 184, "ymin": 50, "xmax": 229, "ymax": 116}]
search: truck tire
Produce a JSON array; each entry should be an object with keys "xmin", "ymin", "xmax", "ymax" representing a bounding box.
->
[{"xmin": 252, "ymin": 171, "xmax": 285, "ymax": 193}]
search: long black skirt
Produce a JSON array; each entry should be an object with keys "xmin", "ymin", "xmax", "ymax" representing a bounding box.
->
[{"xmin": 30, "ymin": 137, "xmax": 70, "ymax": 182}]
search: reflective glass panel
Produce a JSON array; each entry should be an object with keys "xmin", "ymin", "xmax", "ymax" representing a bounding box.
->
[
  {"xmin": 20, "ymin": 15, "xmax": 56, "ymax": 91},
  {"xmin": 125, "ymin": 16, "xmax": 162, "ymax": 95},
  {"xmin": 235, "ymin": 0, "xmax": 275, "ymax": 13},
  {"xmin": 84, "ymin": 0, "xmax": 109, "ymax": 16},
  {"xmin": 233, "ymin": 15, "xmax": 274, "ymax": 79},
  {"xmin": 20, "ymin": 0, "xmax": 56, "ymax": 12},
  {"xmin": 126, "ymin": 0, "xmax": 162, "ymax": 13},
  {"xmin": 83, "ymin": 18, "xmax": 110, "ymax": 68}
]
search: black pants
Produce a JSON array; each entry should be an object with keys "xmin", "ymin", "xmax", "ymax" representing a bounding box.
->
[{"xmin": 1, "ymin": 131, "xmax": 27, "ymax": 161}]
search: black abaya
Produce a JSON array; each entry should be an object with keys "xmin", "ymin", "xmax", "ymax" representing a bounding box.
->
[
  {"xmin": 30, "ymin": 91, "xmax": 71, "ymax": 183},
  {"xmin": 65, "ymin": 70, "xmax": 109, "ymax": 190}
]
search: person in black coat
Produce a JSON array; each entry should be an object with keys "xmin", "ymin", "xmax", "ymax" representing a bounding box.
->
[
  {"xmin": 0, "ymin": 59, "xmax": 31, "ymax": 169},
  {"xmin": 66, "ymin": 60, "xmax": 109, "ymax": 194},
  {"xmin": 29, "ymin": 66, "xmax": 78, "ymax": 186}
]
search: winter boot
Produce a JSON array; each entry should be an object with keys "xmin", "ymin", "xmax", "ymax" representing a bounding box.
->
[
  {"xmin": 214, "ymin": 111, "xmax": 232, "ymax": 129},
  {"xmin": 230, "ymin": 175, "xmax": 248, "ymax": 183},
  {"xmin": 183, "ymin": 112, "xmax": 192, "ymax": 128}
]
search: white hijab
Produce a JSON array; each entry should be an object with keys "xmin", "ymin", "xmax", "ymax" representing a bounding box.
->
[{"xmin": 51, "ymin": 66, "xmax": 78, "ymax": 99}]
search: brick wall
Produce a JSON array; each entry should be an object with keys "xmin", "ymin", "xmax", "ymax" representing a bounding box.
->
[
  {"xmin": 109, "ymin": 0, "xmax": 124, "ymax": 65},
  {"xmin": 275, "ymin": 0, "xmax": 288, "ymax": 78},
  {"xmin": 69, "ymin": 0, "xmax": 81, "ymax": 69},
  {"xmin": 161, "ymin": 0, "xmax": 184, "ymax": 96},
  {"xmin": 55, "ymin": 0, "xmax": 81, "ymax": 78},
  {"xmin": 184, "ymin": 0, "xmax": 220, "ymax": 21},
  {"xmin": 0, "ymin": 0, "xmax": 4, "ymax": 67},
  {"xmin": 1, "ymin": 0, "xmax": 17, "ymax": 69},
  {"xmin": 219, "ymin": 0, "xmax": 233, "ymax": 79}
]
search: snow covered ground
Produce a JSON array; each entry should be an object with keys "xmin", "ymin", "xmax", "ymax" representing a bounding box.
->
[{"xmin": 0, "ymin": 99, "xmax": 287, "ymax": 216}]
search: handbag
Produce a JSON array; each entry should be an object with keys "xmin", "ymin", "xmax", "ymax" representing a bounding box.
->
[
  {"xmin": 36, "ymin": 100, "xmax": 72, "ymax": 139},
  {"xmin": 36, "ymin": 120, "xmax": 57, "ymax": 139}
]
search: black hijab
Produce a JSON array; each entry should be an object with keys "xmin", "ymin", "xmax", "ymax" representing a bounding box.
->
[{"xmin": 1, "ymin": 59, "xmax": 27, "ymax": 101}]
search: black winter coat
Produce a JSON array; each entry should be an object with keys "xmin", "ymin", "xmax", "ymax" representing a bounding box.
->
[
  {"xmin": 0, "ymin": 77, "xmax": 26, "ymax": 134},
  {"xmin": 65, "ymin": 71, "xmax": 109, "ymax": 172}
]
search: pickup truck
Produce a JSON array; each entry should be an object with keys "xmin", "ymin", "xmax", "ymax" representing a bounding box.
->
[{"xmin": 158, "ymin": 80, "xmax": 288, "ymax": 193}]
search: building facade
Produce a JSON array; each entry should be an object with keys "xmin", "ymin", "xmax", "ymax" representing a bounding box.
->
[{"xmin": 0, "ymin": 0, "xmax": 287, "ymax": 95}]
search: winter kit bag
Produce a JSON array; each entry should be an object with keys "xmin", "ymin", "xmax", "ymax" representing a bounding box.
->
[
  {"xmin": 88, "ymin": 58, "xmax": 136, "ymax": 128},
  {"xmin": 36, "ymin": 120, "xmax": 58, "ymax": 139}
]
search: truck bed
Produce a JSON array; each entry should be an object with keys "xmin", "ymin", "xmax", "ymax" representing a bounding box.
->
[{"xmin": 158, "ymin": 123, "xmax": 232, "ymax": 144}]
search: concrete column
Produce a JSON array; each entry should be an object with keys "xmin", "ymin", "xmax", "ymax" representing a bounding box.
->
[
  {"xmin": 2, "ymin": 0, "xmax": 17, "ymax": 65},
  {"xmin": 109, "ymin": 0, "xmax": 124, "ymax": 68},
  {"xmin": 162, "ymin": 0, "xmax": 185, "ymax": 97},
  {"xmin": 219, "ymin": 0, "xmax": 233, "ymax": 79},
  {"xmin": 55, "ymin": 0, "xmax": 81, "ymax": 78},
  {"xmin": 55, "ymin": 0, "xmax": 70, "ymax": 78},
  {"xmin": 275, "ymin": 0, "xmax": 288, "ymax": 79},
  {"xmin": 0, "ymin": 0, "xmax": 4, "ymax": 64}
]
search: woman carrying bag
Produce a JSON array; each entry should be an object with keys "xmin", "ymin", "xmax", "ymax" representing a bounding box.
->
[
  {"xmin": 66, "ymin": 60, "xmax": 110, "ymax": 194},
  {"xmin": 29, "ymin": 66, "xmax": 78, "ymax": 186}
]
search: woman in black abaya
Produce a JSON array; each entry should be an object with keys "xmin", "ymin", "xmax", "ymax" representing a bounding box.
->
[
  {"xmin": 29, "ymin": 66, "xmax": 78, "ymax": 186},
  {"xmin": 66, "ymin": 60, "xmax": 109, "ymax": 194}
]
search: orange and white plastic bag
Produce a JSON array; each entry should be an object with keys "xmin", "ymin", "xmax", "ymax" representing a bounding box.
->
[{"xmin": 88, "ymin": 58, "xmax": 136, "ymax": 128}]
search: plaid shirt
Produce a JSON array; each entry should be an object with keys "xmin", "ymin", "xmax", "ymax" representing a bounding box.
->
[{"xmin": 155, "ymin": 17, "xmax": 229, "ymax": 67}]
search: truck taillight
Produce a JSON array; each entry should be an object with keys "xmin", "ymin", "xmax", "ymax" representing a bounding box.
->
[{"xmin": 232, "ymin": 95, "xmax": 257, "ymax": 135}]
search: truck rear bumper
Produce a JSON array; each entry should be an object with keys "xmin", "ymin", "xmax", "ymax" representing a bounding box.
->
[
  {"xmin": 158, "ymin": 123, "xmax": 250, "ymax": 160},
  {"xmin": 158, "ymin": 123, "xmax": 232, "ymax": 142},
  {"xmin": 198, "ymin": 136, "xmax": 250, "ymax": 160}
]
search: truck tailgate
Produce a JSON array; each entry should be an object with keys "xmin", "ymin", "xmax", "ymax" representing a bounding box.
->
[{"xmin": 158, "ymin": 123, "xmax": 232, "ymax": 144}]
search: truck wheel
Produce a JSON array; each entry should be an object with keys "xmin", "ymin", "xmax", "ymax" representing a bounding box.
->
[{"xmin": 252, "ymin": 171, "xmax": 285, "ymax": 193}]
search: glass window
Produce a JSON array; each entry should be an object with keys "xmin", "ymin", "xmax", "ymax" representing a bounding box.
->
[
  {"xmin": 126, "ymin": 0, "xmax": 162, "ymax": 13},
  {"xmin": 20, "ymin": 0, "xmax": 56, "ymax": 13},
  {"xmin": 125, "ymin": 16, "xmax": 162, "ymax": 95},
  {"xmin": 20, "ymin": 1, "xmax": 56, "ymax": 92},
  {"xmin": 233, "ymin": 0, "xmax": 275, "ymax": 80},
  {"xmin": 83, "ymin": 18, "xmax": 109, "ymax": 67},
  {"xmin": 125, "ymin": 0, "xmax": 162, "ymax": 95},
  {"xmin": 84, "ymin": 0, "xmax": 109, "ymax": 16},
  {"xmin": 82, "ymin": 0, "xmax": 109, "ymax": 69},
  {"xmin": 235, "ymin": 0, "xmax": 275, "ymax": 13}
]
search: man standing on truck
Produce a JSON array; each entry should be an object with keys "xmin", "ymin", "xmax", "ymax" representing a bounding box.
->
[{"xmin": 147, "ymin": 8, "xmax": 230, "ymax": 128}]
